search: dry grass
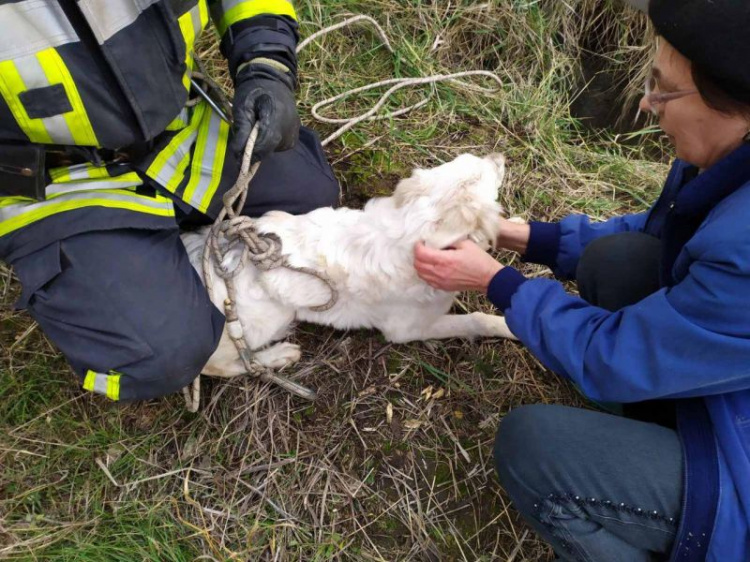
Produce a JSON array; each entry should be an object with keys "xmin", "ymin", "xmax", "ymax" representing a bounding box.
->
[{"xmin": 1, "ymin": 1, "xmax": 670, "ymax": 560}]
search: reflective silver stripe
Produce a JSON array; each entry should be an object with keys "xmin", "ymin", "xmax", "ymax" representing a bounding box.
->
[
  {"xmin": 45, "ymin": 177, "xmax": 143, "ymax": 197},
  {"xmin": 14, "ymin": 54, "xmax": 75, "ymax": 145},
  {"xmin": 0, "ymin": 1, "xmax": 78, "ymax": 62},
  {"xmin": 152, "ymin": 128, "xmax": 199, "ymax": 188},
  {"xmin": 66, "ymin": 164, "xmax": 95, "ymax": 182},
  {"xmin": 78, "ymin": 0, "xmax": 161, "ymax": 44},
  {"xmin": 209, "ymin": 0, "xmax": 245, "ymax": 23},
  {"xmin": 208, "ymin": 0, "xmax": 242, "ymax": 25},
  {"xmin": 185, "ymin": 110, "xmax": 222, "ymax": 208},
  {"xmin": 176, "ymin": 107, "xmax": 190, "ymax": 124},
  {"xmin": 214, "ymin": 0, "xmax": 247, "ymax": 11},
  {"xmin": 93, "ymin": 373, "xmax": 108, "ymax": 395},
  {"xmin": 0, "ymin": 190, "xmax": 174, "ymax": 223},
  {"xmin": 190, "ymin": 3, "xmax": 203, "ymax": 36},
  {"xmin": 213, "ymin": 0, "xmax": 293, "ymax": 13}
]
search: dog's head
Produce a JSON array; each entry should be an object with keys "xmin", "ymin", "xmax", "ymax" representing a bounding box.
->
[{"xmin": 393, "ymin": 153, "xmax": 505, "ymax": 249}]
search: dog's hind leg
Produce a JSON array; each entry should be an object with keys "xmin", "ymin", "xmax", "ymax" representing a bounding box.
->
[
  {"xmin": 253, "ymin": 342, "xmax": 302, "ymax": 369},
  {"xmin": 383, "ymin": 312, "xmax": 517, "ymax": 343},
  {"xmin": 201, "ymin": 340, "xmax": 301, "ymax": 377}
]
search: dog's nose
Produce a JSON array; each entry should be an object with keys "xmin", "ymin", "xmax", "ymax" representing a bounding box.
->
[{"xmin": 486, "ymin": 153, "xmax": 506, "ymax": 171}]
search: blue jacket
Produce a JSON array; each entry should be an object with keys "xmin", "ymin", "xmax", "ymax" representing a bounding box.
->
[{"xmin": 487, "ymin": 143, "xmax": 750, "ymax": 561}]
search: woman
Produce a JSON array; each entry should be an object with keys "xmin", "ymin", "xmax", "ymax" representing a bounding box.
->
[{"xmin": 414, "ymin": 1, "xmax": 750, "ymax": 560}]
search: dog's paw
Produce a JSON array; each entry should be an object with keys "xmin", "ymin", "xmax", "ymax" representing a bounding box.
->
[
  {"xmin": 471, "ymin": 312, "xmax": 517, "ymax": 340},
  {"xmin": 253, "ymin": 342, "xmax": 302, "ymax": 370}
]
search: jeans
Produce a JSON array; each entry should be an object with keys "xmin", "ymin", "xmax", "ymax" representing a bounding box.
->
[{"xmin": 494, "ymin": 232, "xmax": 684, "ymax": 561}]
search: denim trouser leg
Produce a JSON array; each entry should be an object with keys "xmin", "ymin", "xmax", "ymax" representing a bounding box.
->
[{"xmin": 495, "ymin": 404, "xmax": 683, "ymax": 562}]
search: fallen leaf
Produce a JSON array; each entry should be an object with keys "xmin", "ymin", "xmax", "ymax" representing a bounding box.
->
[
  {"xmin": 358, "ymin": 385, "xmax": 377, "ymax": 397},
  {"xmin": 386, "ymin": 402, "xmax": 393, "ymax": 424},
  {"xmin": 106, "ymin": 445, "xmax": 124, "ymax": 465},
  {"xmin": 404, "ymin": 419, "xmax": 423, "ymax": 430}
]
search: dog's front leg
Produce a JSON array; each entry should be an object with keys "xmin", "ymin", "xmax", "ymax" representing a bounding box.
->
[{"xmin": 384, "ymin": 312, "xmax": 517, "ymax": 343}]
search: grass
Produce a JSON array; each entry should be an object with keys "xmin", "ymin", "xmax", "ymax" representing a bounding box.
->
[{"xmin": 1, "ymin": 1, "xmax": 670, "ymax": 560}]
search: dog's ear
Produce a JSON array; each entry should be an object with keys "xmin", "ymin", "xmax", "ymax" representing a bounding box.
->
[
  {"xmin": 471, "ymin": 203, "xmax": 503, "ymax": 249},
  {"xmin": 392, "ymin": 171, "xmax": 429, "ymax": 208},
  {"xmin": 423, "ymin": 176, "xmax": 502, "ymax": 249}
]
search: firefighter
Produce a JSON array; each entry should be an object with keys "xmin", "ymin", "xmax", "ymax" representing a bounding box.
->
[{"xmin": 0, "ymin": 1, "xmax": 339, "ymax": 401}]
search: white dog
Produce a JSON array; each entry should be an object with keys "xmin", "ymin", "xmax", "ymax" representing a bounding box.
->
[{"xmin": 180, "ymin": 153, "xmax": 516, "ymax": 378}]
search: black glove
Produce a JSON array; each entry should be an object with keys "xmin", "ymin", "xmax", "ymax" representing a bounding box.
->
[{"xmin": 230, "ymin": 71, "xmax": 300, "ymax": 164}]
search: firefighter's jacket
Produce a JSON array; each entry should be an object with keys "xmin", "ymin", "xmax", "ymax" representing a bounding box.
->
[{"xmin": 0, "ymin": 0, "xmax": 298, "ymax": 261}]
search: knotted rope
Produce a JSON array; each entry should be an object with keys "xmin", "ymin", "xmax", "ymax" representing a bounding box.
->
[{"xmin": 183, "ymin": 126, "xmax": 338, "ymax": 412}]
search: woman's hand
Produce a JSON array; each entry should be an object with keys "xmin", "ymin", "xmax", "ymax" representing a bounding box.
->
[
  {"xmin": 496, "ymin": 217, "xmax": 531, "ymax": 254},
  {"xmin": 414, "ymin": 239, "xmax": 504, "ymax": 292}
]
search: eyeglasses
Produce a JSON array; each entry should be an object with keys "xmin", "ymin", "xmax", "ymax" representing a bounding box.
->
[{"xmin": 644, "ymin": 69, "xmax": 698, "ymax": 116}]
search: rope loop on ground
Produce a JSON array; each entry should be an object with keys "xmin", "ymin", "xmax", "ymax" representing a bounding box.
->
[{"xmin": 296, "ymin": 15, "xmax": 504, "ymax": 146}]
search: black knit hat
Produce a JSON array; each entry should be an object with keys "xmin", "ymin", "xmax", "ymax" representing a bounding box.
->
[{"xmin": 623, "ymin": 0, "xmax": 750, "ymax": 100}]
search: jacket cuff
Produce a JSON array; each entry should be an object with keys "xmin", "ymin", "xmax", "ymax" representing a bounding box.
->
[
  {"xmin": 220, "ymin": 16, "xmax": 299, "ymax": 79},
  {"xmin": 522, "ymin": 221, "xmax": 561, "ymax": 269},
  {"xmin": 486, "ymin": 267, "xmax": 528, "ymax": 311}
]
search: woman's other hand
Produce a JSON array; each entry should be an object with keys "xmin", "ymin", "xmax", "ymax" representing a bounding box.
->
[
  {"xmin": 496, "ymin": 217, "xmax": 531, "ymax": 254},
  {"xmin": 414, "ymin": 239, "xmax": 503, "ymax": 292}
]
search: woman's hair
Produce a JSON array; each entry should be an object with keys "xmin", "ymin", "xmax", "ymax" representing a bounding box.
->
[{"xmin": 692, "ymin": 63, "xmax": 750, "ymax": 118}]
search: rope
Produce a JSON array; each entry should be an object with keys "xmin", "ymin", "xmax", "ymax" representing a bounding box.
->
[
  {"xmin": 296, "ymin": 15, "xmax": 504, "ymax": 147},
  {"xmin": 184, "ymin": 126, "xmax": 337, "ymax": 411},
  {"xmin": 312, "ymin": 71, "xmax": 503, "ymax": 146}
]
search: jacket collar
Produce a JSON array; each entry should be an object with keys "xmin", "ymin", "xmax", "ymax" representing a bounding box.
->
[{"xmin": 674, "ymin": 142, "xmax": 750, "ymax": 217}]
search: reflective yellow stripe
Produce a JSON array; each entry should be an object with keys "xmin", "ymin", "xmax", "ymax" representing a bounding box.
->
[
  {"xmin": 182, "ymin": 105, "xmax": 229, "ymax": 211},
  {"xmin": 178, "ymin": 11, "xmax": 196, "ymax": 92},
  {"xmin": 217, "ymin": 0, "xmax": 296, "ymax": 35},
  {"xmin": 48, "ymin": 164, "xmax": 140, "ymax": 192},
  {"xmin": 86, "ymin": 164, "xmax": 119, "ymax": 180},
  {"xmin": 36, "ymin": 48, "xmax": 99, "ymax": 146},
  {"xmin": 83, "ymin": 370, "xmax": 97, "ymax": 392},
  {"xmin": 147, "ymin": 104, "xmax": 205, "ymax": 191},
  {"xmin": 106, "ymin": 373, "xmax": 121, "ymax": 401},
  {"xmin": 199, "ymin": 118, "xmax": 229, "ymax": 211},
  {"xmin": 0, "ymin": 191, "xmax": 175, "ymax": 237},
  {"xmin": 49, "ymin": 166, "xmax": 73, "ymax": 183},
  {"xmin": 83, "ymin": 370, "xmax": 121, "ymax": 401},
  {"xmin": 198, "ymin": 0, "xmax": 210, "ymax": 28},
  {"xmin": 166, "ymin": 108, "xmax": 190, "ymax": 132},
  {"xmin": 146, "ymin": 129, "xmax": 193, "ymax": 185},
  {"xmin": 50, "ymin": 163, "xmax": 110, "ymax": 183},
  {"xmin": 170, "ymin": 151, "xmax": 192, "ymax": 192},
  {"xmin": 0, "ymin": 197, "xmax": 33, "ymax": 208},
  {"xmin": 181, "ymin": 114, "xmax": 210, "ymax": 204},
  {"xmin": 0, "ymin": 60, "xmax": 53, "ymax": 143}
]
